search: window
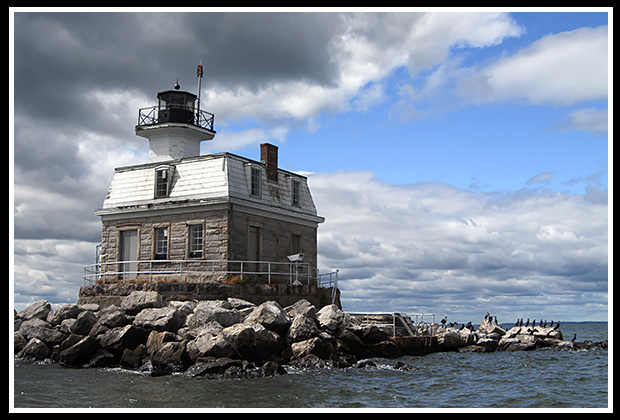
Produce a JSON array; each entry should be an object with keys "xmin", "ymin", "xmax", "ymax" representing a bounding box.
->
[
  {"xmin": 251, "ymin": 167, "xmax": 261, "ymax": 197},
  {"xmin": 291, "ymin": 179, "xmax": 301, "ymax": 207},
  {"xmin": 155, "ymin": 167, "xmax": 170, "ymax": 198},
  {"xmin": 291, "ymin": 234, "xmax": 301, "ymax": 255},
  {"xmin": 189, "ymin": 224, "xmax": 203, "ymax": 258},
  {"xmin": 154, "ymin": 227, "xmax": 168, "ymax": 259}
]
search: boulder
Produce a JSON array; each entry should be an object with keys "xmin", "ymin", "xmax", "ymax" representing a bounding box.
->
[
  {"xmin": 478, "ymin": 318, "xmax": 506, "ymax": 337},
  {"xmin": 498, "ymin": 334, "xmax": 537, "ymax": 351},
  {"xmin": 475, "ymin": 338, "xmax": 499, "ymax": 352},
  {"xmin": 133, "ymin": 306, "xmax": 184, "ymax": 333},
  {"xmin": 59, "ymin": 335, "xmax": 98, "ymax": 366},
  {"xmin": 244, "ymin": 301, "xmax": 291, "ymax": 333},
  {"xmin": 186, "ymin": 330, "xmax": 237, "ymax": 362},
  {"xmin": 120, "ymin": 344, "xmax": 148, "ymax": 369},
  {"xmin": 46, "ymin": 304, "xmax": 83, "ymax": 326},
  {"xmin": 213, "ymin": 308, "xmax": 245, "ymax": 328},
  {"xmin": 186, "ymin": 302, "xmax": 217, "ymax": 329},
  {"xmin": 89, "ymin": 306, "xmax": 129, "ymax": 336},
  {"xmin": 17, "ymin": 299, "xmax": 52, "ymax": 321},
  {"xmin": 437, "ymin": 329, "xmax": 468, "ymax": 350},
  {"xmin": 227, "ymin": 297, "xmax": 256, "ymax": 310},
  {"xmin": 97, "ymin": 324, "xmax": 149, "ymax": 355},
  {"xmin": 286, "ymin": 314, "xmax": 320, "ymax": 344},
  {"xmin": 120, "ymin": 291, "xmax": 163, "ymax": 315},
  {"xmin": 184, "ymin": 357, "xmax": 245, "ymax": 377},
  {"xmin": 17, "ymin": 338, "xmax": 52, "ymax": 360},
  {"xmin": 71, "ymin": 310, "xmax": 98, "ymax": 336},
  {"xmin": 14, "ymin": 332, "xmax": 28, "ymax": 354},
  {"xmin": 334, "ymin": 329, "xmax": 376, "ymax": 359},
  {"xmin": 315, "ymin": 304, "xmax": 344, "ymax": 333},
  {"xmin": 222, "ymin": 322, "xmax": 283, "ymax": 362},
  {"xmin": 291, "ymin": 333, "xmax": 335, "ymax": 360},
  {"xmin": 84, "ymin": 349, "xmax": 117, "ymax": 368},
  {"xmin": 145, "ymin": 330, "xmax": 180, "ymax": 355},
  {"xmin": 151, "ymin": 341, "xmax": 191, "ymax": 375},
  {"xmin": 284, "ymin": 299, "xmax": 316, "ymax": 319}
]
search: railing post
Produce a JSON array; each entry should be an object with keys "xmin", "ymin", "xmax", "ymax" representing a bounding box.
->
[{"xmin": 268, "ymin": 262, "xmax": 271, "ymax": 284}]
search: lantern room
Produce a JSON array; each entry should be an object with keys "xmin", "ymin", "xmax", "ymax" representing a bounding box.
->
[
  {"xmin": 156, "ymin": 88, "xmax": 197, "ymax": 125},
  {"xmin": 135, "ymin": 82, "xmax": 216, "ymax": 163}
]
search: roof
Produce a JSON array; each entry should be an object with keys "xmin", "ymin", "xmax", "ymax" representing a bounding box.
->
[{"xmin": 97, "ymin": 152, "xmax": 323, "ymax": 223}]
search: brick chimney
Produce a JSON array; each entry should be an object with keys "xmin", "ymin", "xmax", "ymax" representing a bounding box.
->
[{"xmin": 260, "ymin": 143, "xmax": 278, "ymax": 182}]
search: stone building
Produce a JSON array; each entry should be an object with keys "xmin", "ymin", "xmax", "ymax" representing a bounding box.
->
[{"xmin": 79, "ymin": 78, "xmax": 337, "ymax": 307}]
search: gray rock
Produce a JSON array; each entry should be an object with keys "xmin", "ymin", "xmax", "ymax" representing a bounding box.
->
[
  {"xmin": 120, "ymin": 291, "xmax": 163, "ymax": 315},
  {"xmin": 286, "ymin": 314, "xmax": 320, "ymax": 344},
  {"xmin": 97, "ymin": 324, "xmax": 148, "ymax": 354},
  {"xmin": 291, "ymin": 333, "xmax": 335, "ymax": 360},
  {"xmin": 150, "ymin": 341, "xmax": 191, "ymax": 374},
  {"xmin": 186, "ymin": 302, "xmax": 217, "ymax": 329},
  {"xmin": 17, "ymin": 338, "xmax": 52, "ymax": 360},
  {"xmin": 227, "ymin": 297, "xmax": 255, "ymax": 310},
  {"xmin": 437, "ymin": 328, "xmax": 468, "ymax": 349},
  {"xmin": 475, "ymin": 338, "xmax": 499, "ymax": 352},
  {"xmin": 46, "ymin": 304, "xmax": 83, "ymax": 326},
  {"xmin": 59, "ymin": 335, "xmax": 98, "ymax": 366},
  {"xmin": 70, "ymin": 310, "xmax": 98, "ymax": 336},
  {"xmin": 315, "ymin": 304, "xmax": 344, "ymax": 333},
  {"xmin": 133, "ymin": 306, "xmax": 184, "ymax": 333},
  {"xmin": 17, "ymin": 299, "xmax": 52, "ymax": 321},
  {"xmin": 186, "ymin": 330, "xmax": 237, "ymax": 362},
  {"xmin": 244, "ymin": 301, "xmax": 291, "ymax": 333},
  {"xmin": 284, "ymin": 299, "xmax": 316, "ymax": 319}
]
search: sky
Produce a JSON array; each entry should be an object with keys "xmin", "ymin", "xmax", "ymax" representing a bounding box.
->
[{"xmin": 10, "ymin": 9, "xmax": 611, "ymax": 323}]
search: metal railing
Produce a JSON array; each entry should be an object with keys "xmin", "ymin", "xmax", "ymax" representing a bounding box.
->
[
  {"xmin": 83, "ymin": 259, "xmax": 335, "ymax": 289},
  {"xmin": 137, "ymin": 105, "xmax": 215, "ymax": 132},
  {"xmin": 348, "ymin": 312, "xmax": 437, "ymax": 337}
]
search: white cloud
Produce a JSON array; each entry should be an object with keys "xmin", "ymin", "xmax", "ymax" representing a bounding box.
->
[
  {"xmin": 455, "ymin": 26, "xmax": 608, "ymax": 106},
  {"xmin": 202, "ymin": 12, "xmax": 525, "ymax": 129},
  {"xmin": 309, "ymin": 171, "xmax": 608, "ymax": 321},
  {"xmin": 554, "ymin": 107, "xmax": 608, "ymax": 137}
]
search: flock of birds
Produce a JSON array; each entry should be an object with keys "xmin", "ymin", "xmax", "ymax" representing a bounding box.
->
[
  {"xmin": 514, "ymin": 318, "xmax": 560, "ymax": 329},
  {"xmin": 437, "ymin": 313, "xmax": 572, "ymax": 340}
]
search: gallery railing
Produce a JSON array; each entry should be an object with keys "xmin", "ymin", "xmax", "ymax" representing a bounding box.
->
[
  {"xmin": 83, "ymin": 259, "xmax": 337, "ymax": 291},
  {"xmin": 137, "ymin": 105, "xmax": 215, "ymax": 132}
]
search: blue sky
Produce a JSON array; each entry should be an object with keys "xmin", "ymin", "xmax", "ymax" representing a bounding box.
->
[{"xmin": 11, "ymin": 9, "xmax": 610, "ymax": 322}]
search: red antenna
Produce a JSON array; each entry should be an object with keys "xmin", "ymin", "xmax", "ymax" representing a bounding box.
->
[{"xmin": 196, "ymin": 61, "xmax": 203, "ymax": 124}]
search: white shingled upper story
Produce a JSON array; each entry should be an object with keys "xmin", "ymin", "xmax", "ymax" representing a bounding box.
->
[{"xmin": 100, "ymin": 152, "xmax": 322, "ymax": 221}]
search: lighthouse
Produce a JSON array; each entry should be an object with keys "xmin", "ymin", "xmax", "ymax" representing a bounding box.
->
[
  {"xmin": 135, "ymin": 65, "xmax": 215, "ymax": 162},
  {"xmin": 82, "ymin": 64, "xmax": 337, "ymax": 309}
]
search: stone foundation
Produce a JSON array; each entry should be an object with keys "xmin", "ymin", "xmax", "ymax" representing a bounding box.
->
[{"xmin": 78, "ymin": 282, "xmax": 340, "ymax": 310}]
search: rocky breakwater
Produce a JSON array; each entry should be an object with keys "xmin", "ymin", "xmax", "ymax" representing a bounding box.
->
[
  {"xmin": 14, "ymin": 292, "xmax": 413, "ymax": 378},
  {"xmin": 436, "ymin": 315, "xmax": 607, "ymax": 353}
]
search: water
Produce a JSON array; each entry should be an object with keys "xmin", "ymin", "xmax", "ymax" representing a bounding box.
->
[{"xmin": 12, "ymin": 322, "xmax": 609, "ymax": 409}]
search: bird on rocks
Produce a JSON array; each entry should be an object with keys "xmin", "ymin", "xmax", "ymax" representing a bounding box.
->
[
  {"xmin": 494, "ymin": 316, "xmax": 498, "ymax": 324},
  {"xmin": 514, "ymin": 319, "xmax": 520, "ymax": 327},
  {"xmin": 572, "ymin": 333, "xmax": 577, "ymax": 342},
  {"xmin": 525, "ymin": 318, "xmax": 530, "ymax": 326},
  {"xmin": 441, "ymin": 316, "xmax": 447, "ymax": 326},
  {"xmin": 549, "ymin": 320, "xmax": 554, "ymax": 327},
  {"xmin": 554, "ymin": 321, "xmax": 561, "ymax": 330},
  {"xmin": 519, "ymin": 318, "xmax": 524, "ymax": 326}
]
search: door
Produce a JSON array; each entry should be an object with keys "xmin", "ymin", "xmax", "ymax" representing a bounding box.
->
[
  {"xmin": 120, "ymin": 230, "xmax": 138, "ymax": 280},
  {"xmin": 247, "ymin": 226, "xmax": 261, "ymax": 273}
]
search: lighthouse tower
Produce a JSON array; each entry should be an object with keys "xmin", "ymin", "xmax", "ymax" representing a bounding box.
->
[{"xmin": 135, "ymin": 64, "xmax": 215, "ymax": 162}]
